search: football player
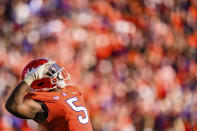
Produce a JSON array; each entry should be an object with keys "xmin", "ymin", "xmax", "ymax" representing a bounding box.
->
[{"xmin": 5, "ymin": 58, "xmax": 93, "ymax": 131}]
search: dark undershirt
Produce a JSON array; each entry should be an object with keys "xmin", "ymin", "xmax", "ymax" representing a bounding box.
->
[{"xmin": 34, "ymin": 101, "xmax": 48, "ymax": 123}]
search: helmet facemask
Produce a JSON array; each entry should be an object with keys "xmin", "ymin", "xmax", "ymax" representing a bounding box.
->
[{"xmin": 45, "ymin": 63, "xmax": 70, "ymax": 90}]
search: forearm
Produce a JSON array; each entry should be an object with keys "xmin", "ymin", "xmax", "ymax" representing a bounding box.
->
[
  {"xmin": 6, "ymin": 81, "xmax": 30, "ymax": 110},
  {"xmin": 5, "ymin": 61, "xmax": 52, "ymax": 119},
  {"xmin": 5, "ymin": 81, "xmax": 44, "ymax": 119}
]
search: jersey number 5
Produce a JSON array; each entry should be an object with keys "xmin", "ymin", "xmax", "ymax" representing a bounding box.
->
[{"xmin": 66, "ymin": 97, "xmax": 89, "ymax": 124}]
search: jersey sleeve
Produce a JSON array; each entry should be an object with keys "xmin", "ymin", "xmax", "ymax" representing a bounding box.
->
[
  {"xmin": 43, "ymin": 102, "xmax": 63, "ymax": 122},
  {"xmin": 25, "ymin": 92, "xmax": 63, "ymax": 122}
]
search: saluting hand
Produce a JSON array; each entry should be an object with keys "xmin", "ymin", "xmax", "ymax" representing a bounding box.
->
[{"xmin": 23, "ymin": 60, "xmax": 55, "ymax": 86}]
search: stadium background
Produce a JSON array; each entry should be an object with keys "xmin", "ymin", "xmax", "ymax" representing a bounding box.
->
[{"xmin": 0, "ymin": 0, "xmax": 197, "ymax": 130}]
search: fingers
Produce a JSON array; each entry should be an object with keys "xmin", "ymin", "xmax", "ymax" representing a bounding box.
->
[
  {"xmin": 40, "ymin": 61, "xmax": 55, "ymax": 72},
  {"xmin": 43, "ymin": 60, "xmax": 55, "ymax": 68},
  {"xmin": 40, "ymin": 60, "xmax": 55, "ymax": 74}
]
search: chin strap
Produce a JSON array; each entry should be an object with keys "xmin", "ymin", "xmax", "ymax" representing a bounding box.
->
[{"xmin": 50, "ymin": 67, "xmax": 71, "ymax": 88}]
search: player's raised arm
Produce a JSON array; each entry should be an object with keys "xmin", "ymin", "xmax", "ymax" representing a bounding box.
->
[
  {"xmin": 5, "ymin": 61, "xmax": 53, "ymax": 119},
  {"xmin": 6, "ymin": 58, "xmax": 93, "ymax": 130},
  {"xmin": 5, "ymin": 81, "xmax": 42, "ymax": 119}
]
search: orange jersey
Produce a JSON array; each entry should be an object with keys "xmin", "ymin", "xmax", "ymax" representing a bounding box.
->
[{"xmin": 25, "ymin": 85, "xmax": 93, "ymax": 131}]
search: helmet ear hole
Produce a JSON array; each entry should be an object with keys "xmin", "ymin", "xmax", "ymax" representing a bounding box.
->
[{"xmin": 38, "ymin": 82, "xmax": 44, "ymax": 87}]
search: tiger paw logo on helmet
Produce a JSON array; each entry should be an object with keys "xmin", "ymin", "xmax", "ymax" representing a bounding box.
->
[{"xmin": 22, "ymin": 58, "xmax": 70, "ymax": 91}]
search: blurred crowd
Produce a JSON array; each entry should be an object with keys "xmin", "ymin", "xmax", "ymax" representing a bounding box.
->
[{"xmin": 1, "ymin": 0, "xmax": 197, "ymax": 130}]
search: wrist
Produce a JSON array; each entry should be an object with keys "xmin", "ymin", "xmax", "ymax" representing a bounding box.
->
[{"xmin": 23, "ymin": 77, "xmax": 33, "ymax": 86}]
